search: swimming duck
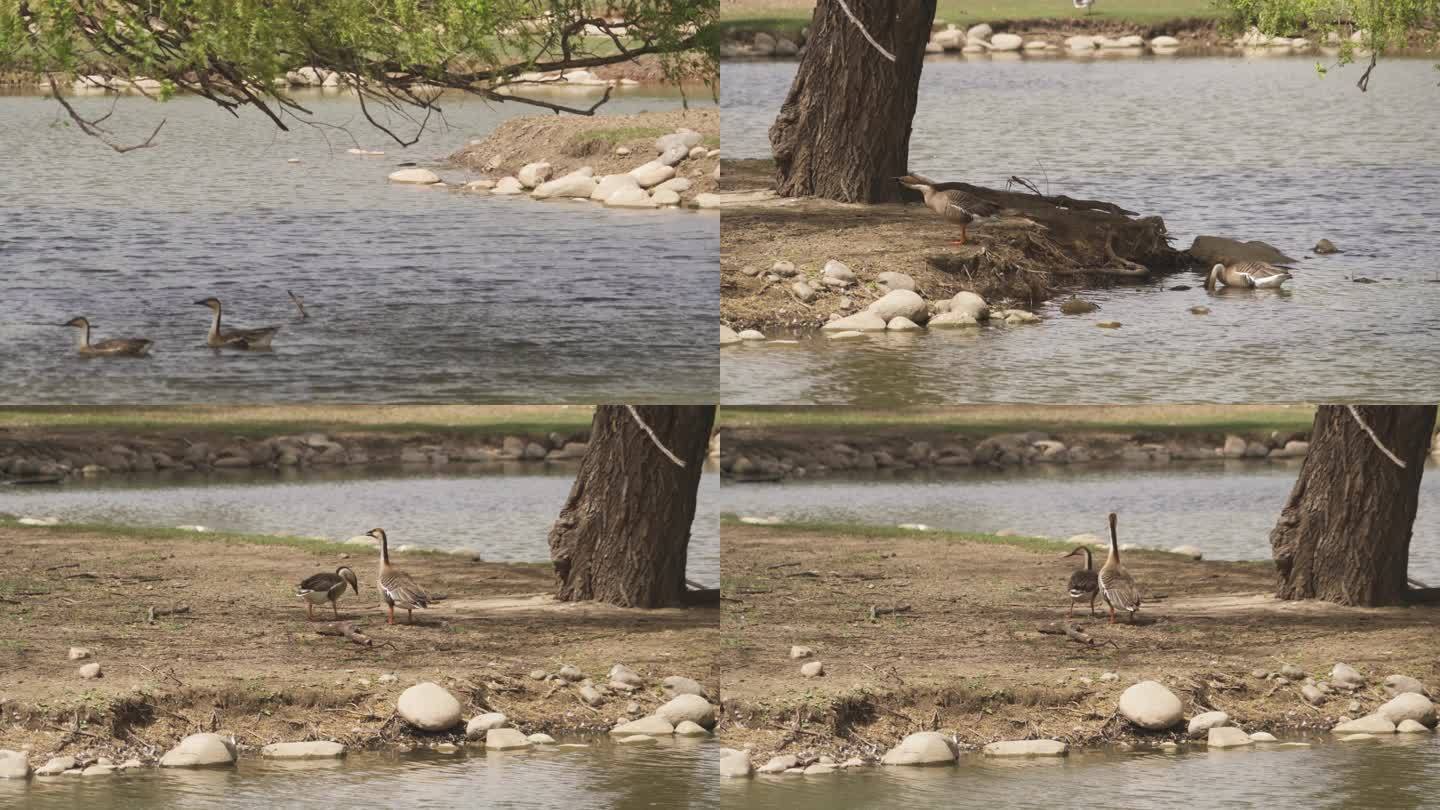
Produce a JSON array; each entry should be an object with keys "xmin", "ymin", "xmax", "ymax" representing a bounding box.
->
[
  {"xmin": 897, "ymin": 175, "xmax": 1004, "ymax": 246},
  {"xmin": 1063, "ymin": 545, "xmax": 1100, "ymax": 616},
  {"xmin": 195, "ymin": 297, "xmax": 281, "ymax": 349},
  {"xmin": 61, "ymin": 317, "xmax": 153, "ymax": 357},
  {"xmin": 368, "ymin": 528, "xmax": 431, "ymax": 625},
  {"xmin": 296, "ymin": 566, "xmax": 360, "ymax": 621},
  {"xmin": 1204, "ymin": 262, "xmax": 1293, "ymax": 290},
  {"xmin": 1098, "ymin": 512, "xmax": 1142, "ymax": 624}
]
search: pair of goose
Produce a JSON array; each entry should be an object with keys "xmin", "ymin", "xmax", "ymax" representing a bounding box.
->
[
  {"xmin": 295, "ymin": 528, "xmax": 431, "ymax": 625},
  {"xmin": 61, "ymin": 297, "xmax": 282, "ymax": 356},
  {"xmin": 1064, "ymin": 513, "xmax": 1142, "ymax": 624}
]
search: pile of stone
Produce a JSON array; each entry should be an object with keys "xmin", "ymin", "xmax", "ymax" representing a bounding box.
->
[{"xmin": 1233, "ymin": 27, "xmax": 1317, "ymax": 49}]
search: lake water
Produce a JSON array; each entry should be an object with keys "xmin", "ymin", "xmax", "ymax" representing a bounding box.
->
[
  {"xmin": 719, "ymin": 56, "xmax": 1440, "ymax": 404},
  {"xmin": 721, "ymin": 460, "xmax": 1440, "ymax": 583},
  {"xmin": 1, "ymin": 738, "xmax": 718, "ymax": 810},
  {"xmin": 0, "ymin": 87, "xmax": 717, "ymax": 404},
  {"xmin": 724, "ymin": 734, "xmax": 1440, "ymax": 809},
  {"xmin": 0, "ymin": 465, "xmax": 721, "ymax": 585}
]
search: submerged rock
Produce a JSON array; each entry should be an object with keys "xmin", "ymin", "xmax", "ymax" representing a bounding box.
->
[
  {"xmin": 609, "ymin": 716, "xmax": 674, "ymax": 736},
  {"xmin": 486, "ymin": 728, "xmax": 532, "ymax": 750},
  {"xmin": 1188, "ymin": 235, "xmax": 1297, "ymax": 266},
  {"xmin": 881, "ymin": 731, "xmax": 956, "ymax": 766},
  {"xmin": 159, "ymin": 733, "xmax": 237, "ymax": 767},
  {"xmin": 0, "ymin": 751, "xmax": 30, "ymax": 779},
  {"xmin": 34, "ymin": 756, "xmax": 76, "ymax": 776},
  {"xmin": 388, "ymin": 168, "xmax": 440, "ymax": 185},
  {"xmin": 720, "ymin": 748, "xmax": 752, "ymax": 778},
  {"xmin": 1207, "ymin": 727, "xmax": 1254, "ymax": 748},
  {"xmin": 261, "ymin": 741, "xmax": 346, "ymax": 759},
  {"xmin": 822, "ymin": 312, "xmax": 887, "ymax": 332},
  {"xmin": 758, "ymin": 754, "xmax": 798, "ymax": 773},
  {"xmin": 1332, "ymin": 715, "xmax": 1396, "ymax": 734},
  {"xmin": 982, "ymin": 740, "xmax": 1067, "ymax": 757}
]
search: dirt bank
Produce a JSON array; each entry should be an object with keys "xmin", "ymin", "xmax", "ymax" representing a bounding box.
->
[
  {"xmin": 0, "ymin": 523, "xmax": 717, "ymax": 763},
  {"xmin": 719, "ymin": 522, "xmax": 1438, "ymax": 765},
  {"xmin": 720, "ymin": 159, "xmax": 1182, "ymax": 331},
  {"xmin": 449, "ymin": 108, "xmax": 719, "ymax": 205}
]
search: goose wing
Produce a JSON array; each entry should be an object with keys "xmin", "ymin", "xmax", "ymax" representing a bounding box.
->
[
  {"xmin": 1228, "ymin": 261, "xmax": 1289, "ymax": 280},
  {"xmin": 1068, "ymin": 569, "xmax": 1099, "ymax": 598},
  {"xmin": 297, "ymin": 571, "xmax": 341, "ymax": 595},
  {"xmin": 380, "ymin": 567, "xmax": 431, "ymax": 609},
  {"xmin": 938, "ymin": 189, "xmax": 1002, "ymax": 220},
  {"xmin": 91, "ymin": 338, "xmax": 153, "ymax": 356},
  {"xmin": 1099, "ymin": 568, "xmax": 1142, "ymax": 612},
  {"xmin": 219, "ymin": 326, "xmax": 280, "ymax": 349}
]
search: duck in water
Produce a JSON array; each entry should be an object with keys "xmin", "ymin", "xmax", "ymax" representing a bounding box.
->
[
  {"xmin": 195, "ymin": 297, "xmax": 280, "ymax": 349},
  {"xmin": 61, "ymin": 317, "xmax": 153, "ymax": 357}
]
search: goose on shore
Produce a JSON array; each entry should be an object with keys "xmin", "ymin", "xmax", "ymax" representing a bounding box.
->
[
  {"xmin": 368, "ymin": 528, "xmax": 431, "ymax": 625},
  {"xmin": 195, "ymin": 297, "xmax": 280, "ymax": 349},
  {"xmin": 897, "ymin": 175, "xmax": 1004, "ymax": 246},
  {"xmin": 1205, "ymin": 262, "xmax": 1293, "ymax": 290},
  {"xmin": 61, "ymin": 317, "xmax": 153, "ymax": 357},
  {"xmin": 296, "ymin": 566, "xmax": 360, "ymax": 621},
  {"xmin": 1098, "ymin": 512, "xmax": 1142, "ymax": 624},
  {"xmin": 1063, "ymin": 545, "xmax": 1100, "ymax": 616}
]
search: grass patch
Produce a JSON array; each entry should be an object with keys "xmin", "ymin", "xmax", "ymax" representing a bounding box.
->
[
  {"xmin": 719, "ymin": 0, "xmax": 1222, "ymax": 33},
  {"xmin": 0, "ymin": 404, "xmax": 594, "ymax": 438},
  {"xmin": 718, "ymin": 405, "xmax": 1316, "ymax": 436}
]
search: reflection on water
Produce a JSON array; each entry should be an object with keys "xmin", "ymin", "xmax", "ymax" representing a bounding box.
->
[
  {"xmin": 725, "ymin": 735, "xmax": 1440, "ymax": 809},
  {"xmin": 2, "ymin": 739, "xmax": 718, "ymax": 810},
  {"xmin": 0, "ymin": 88, "xmax": 718, "ymax": 404},
  {"xmin": 720, "ymin": 56, "xmax": 1440, "ymax": 404},
  {"xmin": 721, "ymin": 461, "xmax": 1440, "ymax": 582},
  {"xmin": 0, "ymin": 465, "xmax": 720, "ymax": 585}
]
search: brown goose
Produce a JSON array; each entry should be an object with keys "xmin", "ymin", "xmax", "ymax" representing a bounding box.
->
[
  {"xmin": 1098, "ymin": 512, "xmax": 1142, "ymax": 624},
  {"xmin": 195, "ymin": 297, "xmax": 280, "ymax": 349},
  {"xmin": 62, "ymin": 317, "xmax": 153, "ymax": 357},
  {"xmin": 1204, "ymin": 262, "xmax": 1293, "ymax": 290},
  {"xmin": 296, "ymin": 565, "xmax": 360, "ymax": 621},
  {"xmin": 1063, "ymin": 546, "xmax": 1100, "ymax": 616},
  {"xmin": 368, "ymin": 528, "xmax": 431, "ymax": 625},
  {"xmin": 897, "ymin": 175, "xmax": 1004, "ymax": 245}
]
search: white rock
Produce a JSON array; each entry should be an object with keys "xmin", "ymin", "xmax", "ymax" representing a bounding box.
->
[
  {"xmin": 388, "ymin": 168, "xmax": 440, "ymax": 185},
  {"xmin": 617, "ymin": 734, "xmax": 656, "ymax": 745},
  {"xmin": 867, "ymin": 289, "xmax": 928, "ymax": 324},
  {"xmin": 828, "ymin": 330, "xmax": 865, "ymax": 341},
  {"xmin": 881, "ymin": 731, "xmax": 956, "ymax": 766},
  {"xmin": 1376, "ymin": 693, "xmax": 1435, "ymax": 727},
  {"xmin": 609, "ymin": 664, "xmax": 643, "ymax": 687},
  {"xmin": 821, "ymin": 312, "xmax": 887, "ymax": 332},
  {"xmin": 1151, "ymin": 35, "xmax": 1180, "ymax": 48},
  {"xmin": 35, "ymin": 756, "xmax": 76, "ymax": 776},
  {"xmin": 1170, "ymin": 545, "xmax": 1204, "ymax": 560},
  {"xmin": 875, "ymin": 271, "xmax": 916, "ymax": 292},
  {"xmin": 610, "ymin": 716, "xmax": 674, "ymax": 736},
  {"xmin": 0, "ymin": 751, "xmax": 30, "ymax": 779},
  {"xmin": 1397, "ymin": 719, "xmax": 1432, "ymax": 733},
  {"xmin": 1207, "ymin": 727, "xmax": 1254, "ymax": 748},
  {"xmin": 674, "ymin": 721, "xmax": 710, "ymax": 737},
  {"xmin": 1065, "ymin": 35, "xmax": 1097, "ymax": 50},
  {"xmin": 605, "ymin": 185, "xmax": 657, "ymax": 208},
  {"xmin": 160, "ymin": 733, "xmax": 237, "ymax": 767},
  {"xmin": 982, "ymin": 740, "xmax": 1067, "ymax": 757},
  {"xmin": 527, "ymin": 733, "xmax": 557, "ymax": 744},
  {"xmin": 630, "ymin": 161, "xmax": 676, "ymax": 188},
  {"xmin": 662, "ymin": 676, "xmax": 706, "ymax": 697},
  {"xmin": 517, "ymin": 162, "xmax": 552, "ymax": 188},
  {"xmin": 82, "ymin": 764, "xmax": 115, "ymax": 776},
  {"xmin": 592, "ymin": 173, "xmax": 642, "ymax": 201},
  {"xmin": 758, "ymin": 754, "xmax": 798, "ymax": 773},
  {"xmin": 1188, "ymin": 711, "xmax": 1230, "ymax": 736},
  {"xmin": 821, "ymin": 260, "xmax": 856, "ymax": 284},
  {"xmin": 1119, "ymin": 681, "xmax": 1184, "ymax": 730},
  {"xmin": 1249, "ymin": 732, "xmax": 1278, "ymax": 742},
  {"xmin": 790, "ymin": 645, "xmax": 814, "ymax": 659},
  {"xmin": 1331, "ymin": 663, "xmax": 1365, "ymax": 688},
  {"xmin": 720, "ymin": 326, "xmax": 742, "ymax": 346},
  {"xmin": 79, "ymin": 662, "xmax": 102, "ymax": 679},
  {"xmin": 928, "ymin": 311, "xmax": 979, "ymax": 328},
  {"xmin": 718, "ymin": 748, "xmax": 752, "ymax": 778},
  {"xmin": 990, "ymin": 33, "xmax": 1023, "ymax": 51},
  {"xmin": 656, "ymin": 131, "xmax": 703, "ymax": 153},
  {"xmin": 261, "ymin": 741, "xmax": 346, "ymax": 759},
  {"xmin": 1384, "ymin": 675, "xmax": 1426, "ymax": 697},
  {"xmin": 656, "ymin": 177, "xmax": 693, "ymax": 194},
  {"xmin": 1114, "ymin": 34, "xmax": 1145, "ymax": 47},
  {"xmin": 949, "ymin": 291, "xmax": 989, "ymax": 320},
  {"xmin": 485, "ymin": 728, "xmax": 532, "ymax": 750},
  {"xmin": 651, "ymin": 188, "xmax": 681, "ymax": 206},
  {"xmin": 887, "ymin": 317, "xmax": 923, "ymax": 331},
  {"xmin": 396, "ymin": 682, "xmax": 462, "ymax": 731},
  {"xmin": 967, "ymin": 23, "xmax": 993, "ymax": 40},
  {"xmin": 68, "ymin": 647, "xmax": 91, "ymax": 660},
  {"xmin": 655, "ymin": 694, "xmax": 716, "ymax": 729},
  {"xmin": 738, "ymin": 329, "xmax": 766, "ymax": 341},
  {"xmin": 491, "ymin": 177, "xmax": 525, "ymax": 195},
  {"xmin": 800, "ymin": 661, "xmax": 824, "ymax": 678},
  {"xmin": 466, "ymin": 712, "xmax": 508, "ymax": 738},
  {"xmin": 1332, "ymin": 715, "xmax": 1396, "ymax": 734},
  {"xmin": 532, "ymin": 170, "xmax": 597, "ymax": 199}
]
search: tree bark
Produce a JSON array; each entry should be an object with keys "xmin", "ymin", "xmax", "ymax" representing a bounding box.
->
[
  {"xmin": 1270, "ymin": 405, "xmax": 1437, "ymax": 606},
  {"xmin": 769, "ymin": 0, "xmax": 936, "ymax": 203},
  {"xmin": 548, "ymin": 405, "xmax": 716, "ymax": 608}
]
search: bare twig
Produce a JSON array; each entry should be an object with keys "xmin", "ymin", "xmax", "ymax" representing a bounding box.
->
[
  {"xmin": 316, "ymin": 621, "xmax": 374, "ymax": 647},
  {"xmin": 48, "ymin": 76, "xmax": 165, "ymax": 153}
]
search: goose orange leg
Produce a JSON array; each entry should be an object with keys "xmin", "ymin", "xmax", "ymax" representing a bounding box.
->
[
  {"xmin": 948, "ymin": 223, "xmax": 968, "ymax": 246},
  {"xmin": 1108, "ymin": 604, "xmax": 1116, "ymax": 624},
  {"xmin": 407, "ymin": 608, "xmax": 414, "ymax": 625},
  {"xmin": 331, "ymin": 602, "xmax": 339, "ymax": 619},
  {"xmin": 387, "ymin": 603, "xmax": 395, "ymax": 625},
  {"xmin": 306, "ymin": 603, "xmax": 314, "ymax": 622}
]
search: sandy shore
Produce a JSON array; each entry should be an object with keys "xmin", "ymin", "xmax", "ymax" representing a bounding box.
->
[
  {"xmin": 0, "ymin": 523, "xmax": 717, "ymax": 763},
  {"xmin": 719, "ymin": 521, "xmax": 1438, "ymax": 765}
]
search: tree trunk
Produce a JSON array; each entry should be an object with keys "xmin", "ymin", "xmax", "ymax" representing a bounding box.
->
[
  {"xmin": 548, "ymin": 405, "xmax": 716, "ymax": 608},
  {"xmin": 769, "ymin": 0, "xmax": 936, "ymax": 203},
  {"xmin": 1270, "ymin": 405, "xmax": 1437, "ymax": 606}
]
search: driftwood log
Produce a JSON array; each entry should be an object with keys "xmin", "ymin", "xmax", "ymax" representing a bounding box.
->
[
  {"xmin": 146, "ymin": 604, "xmax": 191, "ymax": 623},
  {"xmin": 316, "ymin": 621, "xmax": 373, "ymax": 647}
]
